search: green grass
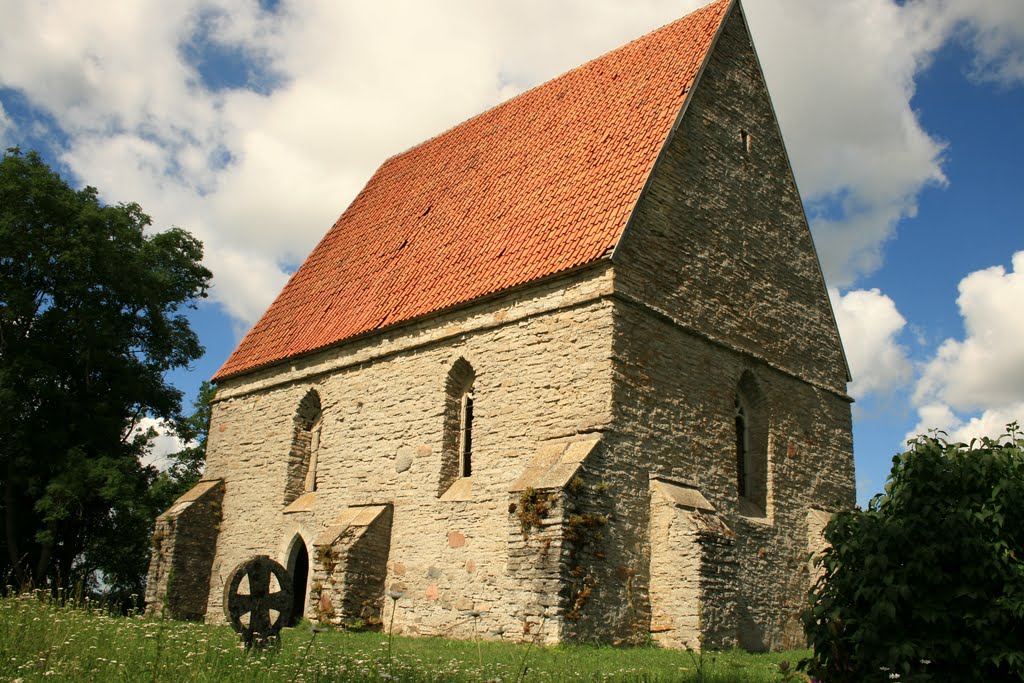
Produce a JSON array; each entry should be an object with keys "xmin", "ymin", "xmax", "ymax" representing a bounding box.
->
[{"xmin": 0, "ymin": 592, "xmax": 809, "ymax": 682}]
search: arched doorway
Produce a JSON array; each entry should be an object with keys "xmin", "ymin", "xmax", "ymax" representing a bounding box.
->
[{"xmin": 286, "ymin": 536, "xmax": 309, "ymax": 626}]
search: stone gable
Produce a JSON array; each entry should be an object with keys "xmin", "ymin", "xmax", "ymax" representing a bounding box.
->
[{"xmin": 147, "ymin": 0, "xmax": 854, "ymax": 651}]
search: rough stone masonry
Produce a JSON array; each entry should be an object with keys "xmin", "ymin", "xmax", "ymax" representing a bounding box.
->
[{"xmin": 146, "ymin": 0, "xmax": 854, "ymax": 651}]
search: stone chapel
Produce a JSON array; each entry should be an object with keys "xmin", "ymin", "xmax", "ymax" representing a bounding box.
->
[{"xmin": 146, "ymin": 0, "xmax": 855, "ymax": 651}]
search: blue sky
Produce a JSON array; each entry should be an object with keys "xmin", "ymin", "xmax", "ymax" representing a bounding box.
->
[{"xmin": 1, "ymin": 0, "xmax": 1021, "ymax": 503}]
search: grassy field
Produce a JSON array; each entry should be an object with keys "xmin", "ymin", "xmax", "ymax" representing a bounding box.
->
[{"xmin": 0, "ymin": 592, "xmax": 810, "ymax": 682}]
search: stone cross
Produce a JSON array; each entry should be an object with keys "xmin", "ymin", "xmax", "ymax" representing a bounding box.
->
[{"xmin": 223, "ymin": 555, "xmax": 294, "ymax": 647}]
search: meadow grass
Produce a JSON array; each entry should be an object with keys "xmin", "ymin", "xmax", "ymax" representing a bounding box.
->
[{"xmin": 0, "ymin": 591, "xmax": 808, "ymax": 682}]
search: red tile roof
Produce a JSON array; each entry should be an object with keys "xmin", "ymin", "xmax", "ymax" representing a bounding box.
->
[{"xmin": 214, "ymin": 0, "xmax": 731, "ymax": 381}]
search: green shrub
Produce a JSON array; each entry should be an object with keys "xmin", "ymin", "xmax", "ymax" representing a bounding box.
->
[{"xmin": 802, "ymin": 425, "xmax": 1024, "ymax": 682}]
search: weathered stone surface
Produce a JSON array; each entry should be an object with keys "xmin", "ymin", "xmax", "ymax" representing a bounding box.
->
[
  {"xmin": 600, "ymin": 4, "xmax": 854, "ymax": 650},
  {"xmin": 318, "ymin": 591, "xmax": 334, "ymax": 615},
  {"xmin": 309, "ymin": 504, "xmax": 393, "ymax": 628},
  {"xmin": 147, "ymin": 2, "xmax": 854, "ymax": 653},
  {"xmin": 195, "ymin": 266, "xmax": 617, "ymax": 643},
  {"xmin": 223, "ymin": 555, "xmax": 293, "ymax": 646},
  {"xmin": 395, "ymin": 447, "xmax": 414, "ymax": 473},
  {"xmin": 145, "ymin": 479, "xmax": 224, "ymax": 620}
]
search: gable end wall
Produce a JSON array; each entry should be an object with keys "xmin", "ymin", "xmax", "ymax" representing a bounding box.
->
[
  {"xmin": 602, "ymin": 5, "xmax": 855, "ymax": 650},
  {"xmin": 614, "ymin": 4, "xmax": 848, "ymax": 394}
]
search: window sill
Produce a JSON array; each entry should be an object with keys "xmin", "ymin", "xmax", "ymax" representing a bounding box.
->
[
  {"xmin": 439, "ymin": 478, "xmax": 473, "ymax": 502},
  {"xmin": 737, "ymin": 496, "xmax": 769, "ymax": 522},
  {"xmin": 283, "ymin": 491, "xmax": 317, "ymax": 513}
]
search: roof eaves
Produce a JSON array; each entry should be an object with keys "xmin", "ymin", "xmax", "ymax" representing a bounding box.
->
[{"xmin": 212, "ymin": 258, "xmax": 614, "ymax": 385}]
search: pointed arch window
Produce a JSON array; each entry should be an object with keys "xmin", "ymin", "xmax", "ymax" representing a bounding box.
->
[
  {"xmin": 285, "ymin": 389, "xmax": 322, "ymax": 506},
  {"xmin": 440, "ymin": 358, "xmax": 476, "ymax": 496},
  {"xmin": 735, "ymin": 372, "xmax": 768, "ymax": 516},
  {"xmin": 285, "ymin": 534, "xmax": 310, "ymax": 625}
]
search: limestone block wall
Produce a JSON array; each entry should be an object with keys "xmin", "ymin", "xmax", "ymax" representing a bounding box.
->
[
  {"xmin": 556, "ymin": 463, "xmax": 631, "ymax": 643},
  {"xmin": 694, "ymin": 512, "xmax": 740, "ymax": 649},
  {"xmin": 339, "ymin": 508, "xmax": 393, "ymax": 624},
  {"xmin": 604, "ymin": 2, "xmax": 855, "ymax": 651},
  {"xmin": 648, "ymin": 482, "xmax": 739, "ymax": 650},
  {"xmin": 806, "ymin": 507, "xmax": 834, "ymax": 586},
  {"xmin": 612, "ymin": 3, "xmax": 849, "ymax": 395},
  {"xmin": 506, "ymin": 489, "xmax": 567, "ymax": 641},
  {"xmin": 648, "ymin": 486, "xmax": 703, "ymax": 648},
  {"xmin": 202, "ymin": 266, "xmax": 616, "ymax": 641},
  {"xmin": 310, "ymin": 505, "xmax": 393, "ymax": 628},
  {"xmin": 608, "ymin": 301, "xmax": 854, "ymax": 651},
  {"xmin": 145, "ymin": 479, "xmax": 224, "ymax": 620}
]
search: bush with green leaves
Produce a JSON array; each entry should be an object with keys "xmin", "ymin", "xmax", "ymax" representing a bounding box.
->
[{"xmin": 802, "ymin": 424, "xmax": 1024, "ymax": 682}]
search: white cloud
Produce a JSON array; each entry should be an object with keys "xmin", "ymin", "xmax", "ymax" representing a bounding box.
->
[
  {"xmin": 1, "ymin": 0, "xmax": 1022, "ymax": 329},
  {"xmin": 909, "ymin": 251, "xmax": 1024, "ymax": 440},
  {"xmin": 928, "ymin": 0, "xmax": 1024, "ymax": 85},
  {"xmin": 907, "ymin": 402, "xmax": 960, "ymax": 437},
  {"xmin": 745, "ymin": 0, "xmax": 950, "ymax": 288},
  {"xmin": 0, "ymin": 102, "xmax": 11, "ymax": 148},
  {"xmin": 915, "ymin": 251, "xmax": 1024, "ymax": 410},
  {"xmin": 829, "ymin": 287, "xmax": 913, "ymax": 400},
  {"xmin": 133, "ymin": 417, "xmax": 186, "ymax": 471},
  {"xmin": 906, "ymin": 402, "xmax": 1024, "ymax": 444}
]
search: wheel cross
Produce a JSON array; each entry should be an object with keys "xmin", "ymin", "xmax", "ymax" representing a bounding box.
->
[{"xmin": 223, "ymin": 555, "xmax": 294, "ymax": 647}]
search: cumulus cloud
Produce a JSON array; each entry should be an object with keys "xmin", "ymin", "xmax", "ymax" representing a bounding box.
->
[
  {"xmin": 929, "ymin": 0, "xmax": 1024, "ymax": 85},
  {"xmin": 133, "ymin": 417, "xmax": 187, "ymax": 471},
  {"xmin": 1, "ymin": 0, "xmax": 1022, "ymax": 330},
  {"xmin": 906, "ymin": 402, "xmax": 1024, "ymax": 444},
  {"xmin": 914, "ymin": 251, "xmax": 1024, "ymax": 410},
  {"xmin": 829, "ymin": 287, "xmax": 913, "ymax": 400},
  {"xmin": 909, "ymin": 251, "xmax": 1024, "ymax": 440},
  {"xmin": 745, "ymin": 0, "xmax": 950, "ymax": 287}
]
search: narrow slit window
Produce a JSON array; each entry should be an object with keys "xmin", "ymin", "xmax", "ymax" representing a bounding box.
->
[
  {"xmin": 735, "ymin": 371, "xmax": 768, "ymax": 516},
  {"xmin": 741, "ymin": 129, "xmax": 752, "ymax": 153},
  {"xmin": 304, "ymin": 413, "xmax": 322, "ymax": 492},
  {"xmin": 439, "ymin": 357, "xmax": 476, "ymax": 497},
  {"xmin": 460, "ymin": 389, "xmax": 474, "ymax": 478},
  {"xmin": 735, "ymin": 398, "xmax": 748, "ymax": 498}
]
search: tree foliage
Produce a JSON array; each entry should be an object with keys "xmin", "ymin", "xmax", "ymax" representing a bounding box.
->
[
  {"xmin": 0, "ymin": 148, "xmax": 212, "ymax": 597},
  {"xmin": 803, "ymin": 425, "xmax": 1024, "ymax": 682}
]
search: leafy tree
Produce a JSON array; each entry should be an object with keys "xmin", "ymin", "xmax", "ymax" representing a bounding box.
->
[
  {"xmin": 0, "ymin": 148, "xmax": 212, "ymax": 597},
  {"xmin": 803, "ymin": 425, "xmax": 1024, "ymax": 682}
]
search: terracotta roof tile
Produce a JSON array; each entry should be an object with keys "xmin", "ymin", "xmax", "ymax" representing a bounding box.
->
[{"xmin": 214, "ymin": 0, "xmax": 730, "ymax": 381}]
